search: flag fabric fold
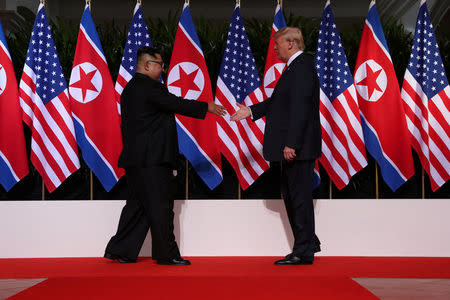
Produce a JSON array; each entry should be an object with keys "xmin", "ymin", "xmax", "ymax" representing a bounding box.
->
[
  {"xmin": 115, "ymin": 1, "xmax": 153, "ymax": 114},
  {"xmin": 215, "ymin": 5, "xmax": 268, "ymax": 190},
  {"xmin": 315, "ymin": 1, "xmax": 367, "ymax": 190},
  {"xmin": 401, "ymin": 0, "xmax": 449, "ymax": 191},
  {"xmin": 19, "ymin": 4, "xmax": 79, "ymax": 193},
  {"xmin": 69, "ymin": 4, "xmax": 124, "ymax": 192},
  {"xmin": 354, "ymin": 0, "xmax": 414, "ymax": 191},
  {"xmin": 0, "ymin": 21, "xmax": 29, "ymax": 191},
  {"xmin": 167, "ymin": 3, "xmax": 222, "ymax": 190}
]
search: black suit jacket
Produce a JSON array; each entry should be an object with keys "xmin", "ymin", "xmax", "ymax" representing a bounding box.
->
[
  {"xmin": 118, "ymin": 73, "xmax": 208, "ymax": 168},
  {"xmin": 250, "ymin": 53, "xmax": 321, "ymax": 161}
]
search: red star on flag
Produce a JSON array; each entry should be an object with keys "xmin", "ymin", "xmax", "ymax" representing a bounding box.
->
[
  {"xmin": 70, "ymin": 68, "xmax": 98, "ymax": 102},
  {"xmin": 356, "ymin": 63, "xmax": 382, "ymax": 99},
  {"xmin": 265, "ymin": 66, "xmax": 282, "ymax": 89},
  {"xmin": 169, "ymin": 65, "xmax": 201, "ymax": 98}
]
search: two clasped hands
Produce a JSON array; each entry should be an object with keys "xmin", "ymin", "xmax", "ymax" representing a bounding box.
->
[{"xmin": 210, "ymin": 102, "xmax": 296, "ymax": 162}]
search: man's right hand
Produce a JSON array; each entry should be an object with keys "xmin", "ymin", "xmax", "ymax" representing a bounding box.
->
[
  {"xmin": 230, "ymin": 103, "xmax": 251, "ymax": 121},
  {"xmin": 208, "ymin": 102, "xmax": 227, "ymax": 116}
]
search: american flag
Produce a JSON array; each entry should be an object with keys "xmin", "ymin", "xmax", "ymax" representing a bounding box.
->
[
  {"xmin": 215, "ymin": 5, "xmax": 269, "ymax": 190},
  {"xmin": 315, "ymin": 1, "xmax": 367, "ymax": 189},
  {"xmin": 401, "ymin": 0, "xmax": 449, "ymax": 191},
  {"xmin": 115, "ymin": 1, "xmax": 152, "ymax": 114},
  {"xmin": 19, "ymin": 4, "xmax": 80, "ymax": 193}
]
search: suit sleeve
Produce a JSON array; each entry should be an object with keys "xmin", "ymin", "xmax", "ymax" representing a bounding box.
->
[
  {"xmin": 286, "ymin": 61, "xmax": 315, "ymax": 149},
  {"xmin": 148, "ymin": 83, "xmax": 208, "ymax": 119},
  {"xmin": 250, "ymin": 97, "xmax": 272, "ymax": 121}
]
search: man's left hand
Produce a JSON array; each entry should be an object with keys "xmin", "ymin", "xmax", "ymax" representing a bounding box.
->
[{"xmin": 283, "ymin": 146, "xmax": 296, "ymax": 162}]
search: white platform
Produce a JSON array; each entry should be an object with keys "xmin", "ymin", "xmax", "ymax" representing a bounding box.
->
[{"xmin": 1, "ymin": 199, "xmax": 449, "ymax": 258}]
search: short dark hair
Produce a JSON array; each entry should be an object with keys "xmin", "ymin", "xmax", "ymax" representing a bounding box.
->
[{"xmin": 137, "ymin": 46, "xmax": 161, "ymax": 62}]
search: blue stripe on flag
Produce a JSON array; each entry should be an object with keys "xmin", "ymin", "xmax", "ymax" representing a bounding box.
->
[
  {"xmin": 274, "ymin": 7, "xmax": 287, "ymax": 29},
  {"xmin": 313, "ymin": 169, "xmax": 320, "ymax": 190},
  {"xmin": 177, "ymin": 124, "xmax": 222, "ymax": 190},
  {"xmin": 73, "ymin": 118, "xmax": 118, "ymax": 192},
  {"xmin": 0, "ymin": 22, "xmax": 9, "ymax": 52},
  {"xmin": 81, "ymin": 6, "xmax": 105, "ymax": 56},
  {"xmin": 360, "ymin": 117, "xmax": 406, "ymax": 191},
  {"xmin": 366, "ymin": 3, "xmax": 390, "ymax": 54},
  {"xmin": 0, "ymin": 158, "xmax": 17, "ymax": 192},
  {"xmin": 180, "ymin": 5, "xmax": 202, "ymax": 51}
]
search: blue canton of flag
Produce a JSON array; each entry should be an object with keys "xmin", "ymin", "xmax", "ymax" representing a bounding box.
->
[
  {"xmin": 316, "ymin": 7, "xmax": 353, "ymax": 99},
  {"xmin": 115, "ymin": 2, "xmax": 152, "ymax": 112},
  {"xmin": 315, "ymin": 1, "xmax": 367, "ymax": 189},
  {"xmin": 26, "ymin": 11, "xmax": 67, "ymax": 102},
  {"xmin": 219, "ymin": 7, "xmax": 260, "ymax": 104}
]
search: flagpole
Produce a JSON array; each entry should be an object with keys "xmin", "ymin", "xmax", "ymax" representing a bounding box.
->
[
  {"xmin": 238, "ymin": 183, "xmax": 241, "ymax": 199},
  {"xmin": 236, "ymin": 0, "xmax": 240, "ymax": 7},
  {"xmin": 86, "ymin": 0, "xmax": 91, "ymax": 10},
  {"xmin": 185, "ymin": 0, "xmax": 189, "ymax": 5},
  {"xmin": 329, "ymin": 179, "xmax": 332, "ymax": 200},
  {"xmin": 278, "ymin": 0, "xmax": 282, "ymax": 8},
  {"xmin": 185, "ymin": 160, "xmax": 188, "ymax": 200},
  {"xmin": 421, "ymin": 167, "xmax": 425, "ymax": 199},
  {"xmin": 375, "ymin": 163, "xmax": 379, "ymax": 199},
  {"xmin": 138, "ymin": 0, "xmax": 142, "ymax": 5},
  {"xmin": 40, "ymin": 0, "xmax": 46, "ymax": 6},
  {"xmin": 42, "ymin": 178, "xmax": 45, "ymax": 200}
]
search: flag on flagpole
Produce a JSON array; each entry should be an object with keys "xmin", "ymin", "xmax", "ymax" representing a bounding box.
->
[
  {"xmin": 0, "ymin": 21, "xmax": 29, "ymax": 191},
  {"xmin": 354, "ymin": 0, "xmax": 414, "ymax": 191},
  {"xmin": 69, "ymin": 4, "xmax": 124, "ymax": 192},
  {"xmin": 115, "ymin": 1, "xmax": 153, "ymax": 114},
  {"xmin": 401, "ymin": 0, "xmax": 449, "ymax": 191},
  {"xmin": 315, "ymin": 1, "xmax": 367, "ymax": 189},
  {"xmin": 166, "ymin": 3, "xmax": 222, "ymax": 190},
  {"xmin": 19, "ymin": 4, "xmax": 79, "ymax": 193},
  {"xmin": 215, "ymin": 4, "xmax": 268, "ymax": 190}
]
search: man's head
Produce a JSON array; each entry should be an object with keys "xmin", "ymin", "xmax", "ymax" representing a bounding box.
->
[
  {"xmin": 136, "ymin": 46, "xmax": 164, "ymax": 81},
  {"xmin": 273, "ymin": 27, "xmax": 305, "ymax": 62}
]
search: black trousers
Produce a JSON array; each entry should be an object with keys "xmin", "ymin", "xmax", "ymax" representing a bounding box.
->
[
  {"xmin": 281, "ymin": 160, "xmax": 320, "ymax": 258},
  {"xmin": 105, "ymin": 166, "xmax": 180, "ymax": 261}
]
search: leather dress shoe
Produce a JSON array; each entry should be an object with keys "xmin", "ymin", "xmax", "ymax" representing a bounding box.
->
[
  {"xmin": 274, "ymin": 254, "xmax": 313, "ymax": 265},
  {"xmin": 157, "ymin": 257, "xmax": 191, "ymax": 265},
  {"xmin": 104, "ymin": 252, "xmax": 136, "ymax": 263}
]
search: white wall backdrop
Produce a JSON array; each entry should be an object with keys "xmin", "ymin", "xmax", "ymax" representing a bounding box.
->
[{"xmin": 0, "ymin": 199, "xmax": 449, "ymax": 258}]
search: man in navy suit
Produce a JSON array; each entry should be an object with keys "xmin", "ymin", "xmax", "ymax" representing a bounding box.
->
[{"xmin": 231, "ymin": 27, "xmax": 321, "ymax": 265}]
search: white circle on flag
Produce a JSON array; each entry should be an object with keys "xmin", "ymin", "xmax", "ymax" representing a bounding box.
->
[
  {"xmin": 263, "ymin": 63, "xmax": 285, "ymax": 97},
  {"xmin": 167, "ymin": 62, "xmax": 204, "ymax": 100},
  {"xmin": 0, "ymin": 64, "xmax": 6, "ymax": 96},
  {"xmin": 354, "ymin": 59, "xmax": 387, "ymax": 102},
  {"xmin": 69, "ymin": 62, "xmax": 103, "ymax": 104}
]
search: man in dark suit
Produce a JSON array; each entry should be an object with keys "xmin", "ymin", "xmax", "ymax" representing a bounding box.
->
[
  {"xmin": 105, "ymin": 47, "xmax": 225, "ymax": 265},
  {"xmin": 231, "ymin": 27, "xmax": 321, "ymax": 265}
]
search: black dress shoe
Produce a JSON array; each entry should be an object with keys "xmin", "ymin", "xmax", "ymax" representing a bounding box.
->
[
  {"xmin": 157, "ymin": 257, "xmax": 191, "ymax": 265},
  {"xmin": 104, "ymin": 252, "xmax": 137, "ymax": 263},
  {"xmin": 274, "ymin": 255, "xmax": 313, "ymax": 265}
]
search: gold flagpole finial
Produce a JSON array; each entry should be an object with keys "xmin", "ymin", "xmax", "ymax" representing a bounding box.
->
[
  {"xmin": 236, "ymin": 0, "xmax": 240, "ymax": 7},
  {"xmin": 40, "ymin": 0, "xmax": 46, "ymax": 6},
  {"xmin": 278, "ymin": 0, "xmax": 282, "ymax": 8},
  {"xmin": 138, "ymin": 0, "xmax": 142, "ymax": 5},
  {"xmin": 86, "ymin": 0, "xmax": 91, "ymax": 10},
  {"xmin": 185, "ymin": 0, "xmax": 190, "ymax": 5}
]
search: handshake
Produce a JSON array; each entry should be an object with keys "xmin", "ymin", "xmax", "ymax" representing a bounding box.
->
[{"xmin": 207, "ymin": 102, "xmax": 251, "ymax": 121}]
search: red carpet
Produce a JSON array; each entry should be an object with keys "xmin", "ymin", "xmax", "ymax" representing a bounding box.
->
[{"xmin": 2, "ymin": 257, "xmax": 450, "ymax": 299}]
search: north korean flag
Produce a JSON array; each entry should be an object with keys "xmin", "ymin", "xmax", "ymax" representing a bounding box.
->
[
  {"xmin": 0, "ymin": 21, "xmax": 29, "ymax": 191},
  {"xmin": 69, "ymin": 5, "xmax": 124, "ymax": 191},
  {"xmin": 354, "ymin": 1, "xmax": 414, "ymax": 191},
  {"xmin": 166, "ymin": 3, "xmax": 222, "ymax": 190}
]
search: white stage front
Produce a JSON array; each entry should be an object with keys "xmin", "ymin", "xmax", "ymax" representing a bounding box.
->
[{"xmin": 0, "ymin": 199, "xmax": 449, "ymax": 258}]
